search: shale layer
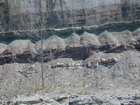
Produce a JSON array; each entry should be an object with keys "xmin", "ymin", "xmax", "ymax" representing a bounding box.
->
[{"xmin": 0, "ymin": 26, "xmax": 140, "ymax": 65}]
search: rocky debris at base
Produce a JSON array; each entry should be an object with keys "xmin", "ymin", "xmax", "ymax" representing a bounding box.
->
[
  {"xmin": 0, "ymin": 50, "xmax": 139, "ymax": 104},
  {"xmin": 0, "ymin": 26, "xmax": 140, "ymax": 104},
  {"xmin": 1, "ymin": 90, "xmax": 140, "ymax": 105}
]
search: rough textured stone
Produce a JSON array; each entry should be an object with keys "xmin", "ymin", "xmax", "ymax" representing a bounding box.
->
[
  {"xmin": 0, "ymin": 1, "xmax": 140, "ymax": 103},
  {"xmin": 0, "ymin": 27, "xmax": 139, "ymax": 64},
  {"xmin": 0, "ymin": 0, "xmax": 140, "ymax": 31},
  {"xmin": 80, "ymin": 31, "xmax": 99, "ymax": 47},
  {"xmin": 66, "ymin": 32, "xmax": 80, "ymax": 48},
  {"xmin": 6, "ymin": 40, "xmax": 36, "ymax": 54}
]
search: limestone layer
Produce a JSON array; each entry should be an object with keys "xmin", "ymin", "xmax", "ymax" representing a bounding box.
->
[{"xmin": 0, "ymin": 0, "xmax": 140, "ymax": 31}]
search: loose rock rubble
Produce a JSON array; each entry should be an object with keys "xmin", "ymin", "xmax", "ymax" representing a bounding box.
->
[{"xmin": 0, "ymin": 27, "xmax": 140, "ymax": 105}]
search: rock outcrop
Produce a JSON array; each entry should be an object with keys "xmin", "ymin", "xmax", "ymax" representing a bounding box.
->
[
  {"xmin": 0, "ymin": 27, "xmax": 140, "ymax": 65},
  {"xmin": 0, "ymin": 0, "xmax": 140, "ymax": 31},
  {"xmin": 0, "ymin": 14, "xmax": 140, "ymax": 104}
]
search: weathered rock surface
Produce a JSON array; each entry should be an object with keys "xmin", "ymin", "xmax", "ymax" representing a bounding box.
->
[
  {"xmin": 66, "ymin": 32, "xmax": 80, "ymax": 48},
  {"xmin": 3, "ymin": 92, "xmax": 140, "ymax": 105},
  {"xmin": 0, "ymin": 50, "xmax": 139, "ymax": 104},
  {"xmin": 0, "ymin": 27, "xmax": 140, "ymax": 64},
  {"xmin": 0, "ymin": 23, "xmax": 139, "ymax": 105},
  {"xmin": 0, "ymin": 0, "xmax": 140, "ymax": 31}
]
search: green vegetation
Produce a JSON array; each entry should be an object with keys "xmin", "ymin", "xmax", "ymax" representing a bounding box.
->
[{"xmin": 70, "ymin": 80, "xmax": 88, "ymax": 89}]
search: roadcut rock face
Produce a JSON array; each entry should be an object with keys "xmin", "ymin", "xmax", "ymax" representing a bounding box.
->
[
  {"xmin": 0, "ymin": 24, "xmax": 139, "ymax": 104},
  {"xmin": 0, "ymin": 26, "xmax": 140, "ymax": 64},
  {"xmin": 0, "ymin": 0, "xmax": 140, "ymax": 31},
  {"xmin": 0, "ymin": 1, "xmax": 140, "ymax": 104}
]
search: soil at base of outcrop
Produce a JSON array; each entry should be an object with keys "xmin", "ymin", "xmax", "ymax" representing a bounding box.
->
[{"xmin": 0, "ymin": 50, "xmax": 140, "ymax": 105}]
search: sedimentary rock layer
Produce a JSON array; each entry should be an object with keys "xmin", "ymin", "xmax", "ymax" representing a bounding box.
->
[
  {"xmin": 0, "ymin": 0, "xmax": 140, "ymax": 31},
  {"xmin": 0, "ymin": 27, "xmax": 139, "ymax": 65}
]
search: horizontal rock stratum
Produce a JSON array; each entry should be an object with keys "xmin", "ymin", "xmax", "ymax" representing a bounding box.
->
[
  {"xmin": 0, "ymin": 25, "xmax": 140, "ymax": 105},
  {"xmin": 0, "ymin": 27, "xmax": 139, "ymax": 64},
  {"xmin": 0, "ymin": 1, "xmax": 140, "ymax": 104},
  {"xmin": 0, "ymin": 0, "xmax": 140, "ymax": 31}
]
